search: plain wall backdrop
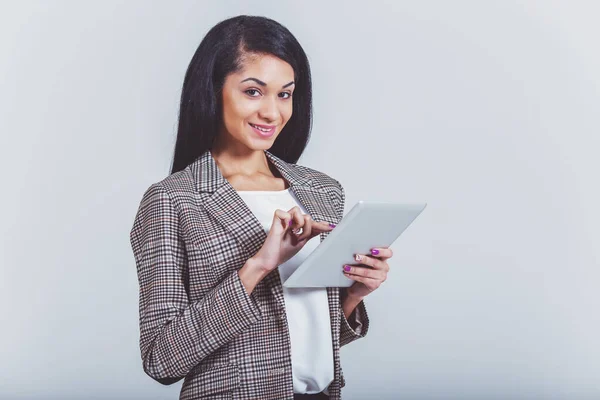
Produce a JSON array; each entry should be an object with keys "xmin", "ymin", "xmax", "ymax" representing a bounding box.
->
[{"xmin": 1, "ymin": 1, "xmax": 598, "ymax": 399}]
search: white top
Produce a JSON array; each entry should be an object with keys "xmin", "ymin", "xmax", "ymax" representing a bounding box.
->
[{"xmin": 236, "ymin": 187, "xmax": 334, "ymax": 394}]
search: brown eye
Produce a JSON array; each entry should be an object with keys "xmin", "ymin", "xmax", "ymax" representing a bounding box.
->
[
  {"xmin": 245, "ymin": 89, "xmax": 261, "ymax": 97},
  {"xmin": 279, "ymin": 92, "xmax": 292, "ymax": 99}
]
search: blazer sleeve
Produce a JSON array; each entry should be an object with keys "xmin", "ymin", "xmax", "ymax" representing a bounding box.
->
[
  {"xmin": 129, "ymin": 182, "xmax": 263, "ymax": 385},
  {"xmin": 332, "ymin": 179, "xmax": 370, "ymax": 348}
]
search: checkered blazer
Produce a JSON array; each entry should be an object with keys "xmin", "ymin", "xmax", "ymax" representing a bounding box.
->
[{"xmin": 129, "ymin": 149, "xmax": 369, "ymax": 400}]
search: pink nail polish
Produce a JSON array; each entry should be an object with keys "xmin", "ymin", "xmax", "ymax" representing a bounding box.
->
[
  {"xmin": 344, "ymin": 265, "xmax": 351, "ymax": 272},
  {"xmin": 371, "ymin": 249, "xmax": 379, "ymax": 255}
]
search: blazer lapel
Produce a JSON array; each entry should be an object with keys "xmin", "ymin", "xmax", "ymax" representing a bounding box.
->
[{"xmin": 190, "ymin": 149, "xmax": 339, "ymax": 311}]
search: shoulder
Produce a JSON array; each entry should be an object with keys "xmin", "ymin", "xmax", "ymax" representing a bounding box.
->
[
  {"xmin": 290, "ymin": 163, "xmax": 346, "ymax": 218},
  {"xmin": 292, "ymin": 162, "xmax": 343, "ymax": 192},
  {"xmin": 137, "ymin": 166, "xmax": 196, "ymax": 210}
]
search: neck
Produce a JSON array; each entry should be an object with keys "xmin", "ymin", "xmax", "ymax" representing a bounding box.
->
[{"xmin": 211, "ymin": 143, "xmax": 273, "ymax": 180}]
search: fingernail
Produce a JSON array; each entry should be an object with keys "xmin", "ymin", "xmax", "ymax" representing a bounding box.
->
[
  {"xmin": 289, "ymin": 220, "xmax": 292, "ymax": 226},
  {"xmin": 329, "ymin": 223, "xmax": 336, "ymax": 228},
  {"xmin": 371, "ymin": 248, "xmax": 379, "ymax": 255},
  {"xmin": 344, "ymin": 265, "xmax": 351, "ymax": 272},
  {"xmin": 355, "ymin": 254, "xmax": 362, "ymax": 262}
]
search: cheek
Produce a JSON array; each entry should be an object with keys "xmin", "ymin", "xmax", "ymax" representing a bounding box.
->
[
  {"xmin": 280, "ymin": 102, "xmax": 293, "ymax": 123},
  {"xmin": 223, "ymin": 94, "xmax": 256, "ymax": 126}
]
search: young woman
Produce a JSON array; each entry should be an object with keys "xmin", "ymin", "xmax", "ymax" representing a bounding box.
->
[{"xmin": 130, "ymin": 15, "xmax": 393, "ymax": 400}]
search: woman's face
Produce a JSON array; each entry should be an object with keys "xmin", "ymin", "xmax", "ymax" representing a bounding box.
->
[{"xmin": 218, "ymin": 53, "xmax": 295, "ymax": 152}]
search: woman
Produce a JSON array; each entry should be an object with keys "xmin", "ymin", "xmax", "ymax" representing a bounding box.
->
[{"xmin": 130, "ymin": 15, "xmax": 393, "ymax": 400}]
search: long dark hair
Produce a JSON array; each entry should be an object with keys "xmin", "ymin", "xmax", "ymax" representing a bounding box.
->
[{"xmin": 170, "ymin": 15, "xmax": 313, "ymax": 174}]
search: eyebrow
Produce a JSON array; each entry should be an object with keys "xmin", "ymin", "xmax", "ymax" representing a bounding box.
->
[{"xmin": 240, "ymin": 77, "xmax": 295, "ymax": 89}]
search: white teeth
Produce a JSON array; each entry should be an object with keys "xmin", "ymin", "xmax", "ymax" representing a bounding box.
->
[{"xmin": 251, "ymin": 123, "xmax": 271, "ymax": 132}]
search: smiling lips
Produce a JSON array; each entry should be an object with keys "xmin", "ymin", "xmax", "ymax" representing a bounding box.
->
[{"xmin": 249, "ymin": 122, "xmax": 276, "ymax": 138}]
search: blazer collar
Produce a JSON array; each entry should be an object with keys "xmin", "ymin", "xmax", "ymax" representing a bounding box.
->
[{"xmin": 191, "ymin": 149, "xmax": 312, "ymax": 194}]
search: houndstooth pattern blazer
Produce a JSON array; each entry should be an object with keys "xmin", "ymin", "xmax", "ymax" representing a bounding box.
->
[{"xmin": 129, "ymin": 149, "xmax": 369, "ymax": 400}]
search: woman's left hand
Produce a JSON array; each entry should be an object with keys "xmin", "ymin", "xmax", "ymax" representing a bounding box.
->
[{"xmin": 343, "ymin": 247, "xmax": 393, "ymax": 300}]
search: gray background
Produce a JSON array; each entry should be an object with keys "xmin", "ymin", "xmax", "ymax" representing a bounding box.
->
[{"xmin": 1, "ymin": 1, "xmax": 598, "ymax": 399}]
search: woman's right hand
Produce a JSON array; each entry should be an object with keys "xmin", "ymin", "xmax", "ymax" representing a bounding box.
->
[{"xmin": 252, "ymin": 206, "xmax": 335, "ymax": 274}]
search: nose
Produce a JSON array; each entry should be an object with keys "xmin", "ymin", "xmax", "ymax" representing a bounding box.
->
[{"xmin": 258, "ymin": 96, "xmax": 279, "ymax": 122}]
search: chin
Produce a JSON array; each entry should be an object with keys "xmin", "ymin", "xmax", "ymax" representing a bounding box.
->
[
  {"xmin": 247, "ymin": 134, "xmax": 278, "ymax": 148},
  {"xmin": 249, "ymin": 140, "xmax": 275, "ymax": 151}
]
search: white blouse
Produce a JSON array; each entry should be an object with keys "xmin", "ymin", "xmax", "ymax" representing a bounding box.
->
[{"xmin": 236, "ymin": 187, "xmax": 334, "ymax": 394}]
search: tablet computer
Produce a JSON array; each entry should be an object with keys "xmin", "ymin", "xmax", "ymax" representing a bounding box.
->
[{"xmin": 282, "ymin": 201, "xmax": 427, "ymax": 288}]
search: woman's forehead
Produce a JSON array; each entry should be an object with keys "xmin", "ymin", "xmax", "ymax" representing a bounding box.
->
[{"xmin": 234, "ymin": 54, "xmax": 294, "ymax": 83}]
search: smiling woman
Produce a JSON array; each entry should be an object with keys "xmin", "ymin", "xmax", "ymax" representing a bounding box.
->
[
  {"xmin": 130, "ymin": 15, "xmax": 373, "ymax": 400},
  {"xmin": 170, "ymin": 16, "xmax": 314, "ymax": 173},
  {"xmin": 217, "ymin": 54, "xmax": 295, "ymax": 145}
]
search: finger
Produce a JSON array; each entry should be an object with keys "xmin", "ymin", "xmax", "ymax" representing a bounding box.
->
[
  {"xmin": 308, "ymin": 220, "xmax": 336, "ymax": 235},
  {"xmin": 296, "ymin": 214, "xmax": 313, "ymax": 241},
  {"xmin": 288, "ymin": 207, "xmax": 304, "ymax": 230},
  {"xmin": 343, "ymin": 272, "xmax": 382, "ymax": 290},
  {"xmin": 274, "ymin": 209, "xmax": 294, "ymax": 231},
  {"xmin": 303, "ymin": 219, "xmax": 336, "ymax": 241},
  {"xmin": 369, "ymin": 247, "xmax": 393, "ymax": 260},
  {"xmin": 343, "ymin": 264, "xmax": 386, "ymax": 280},
  {"xmin": 353, "ymin": 254, "xmax": 389, "ymax": 272},
  {"xmin": 292, "ymin": 213, "xmax": 333, "ymax": 241}
]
